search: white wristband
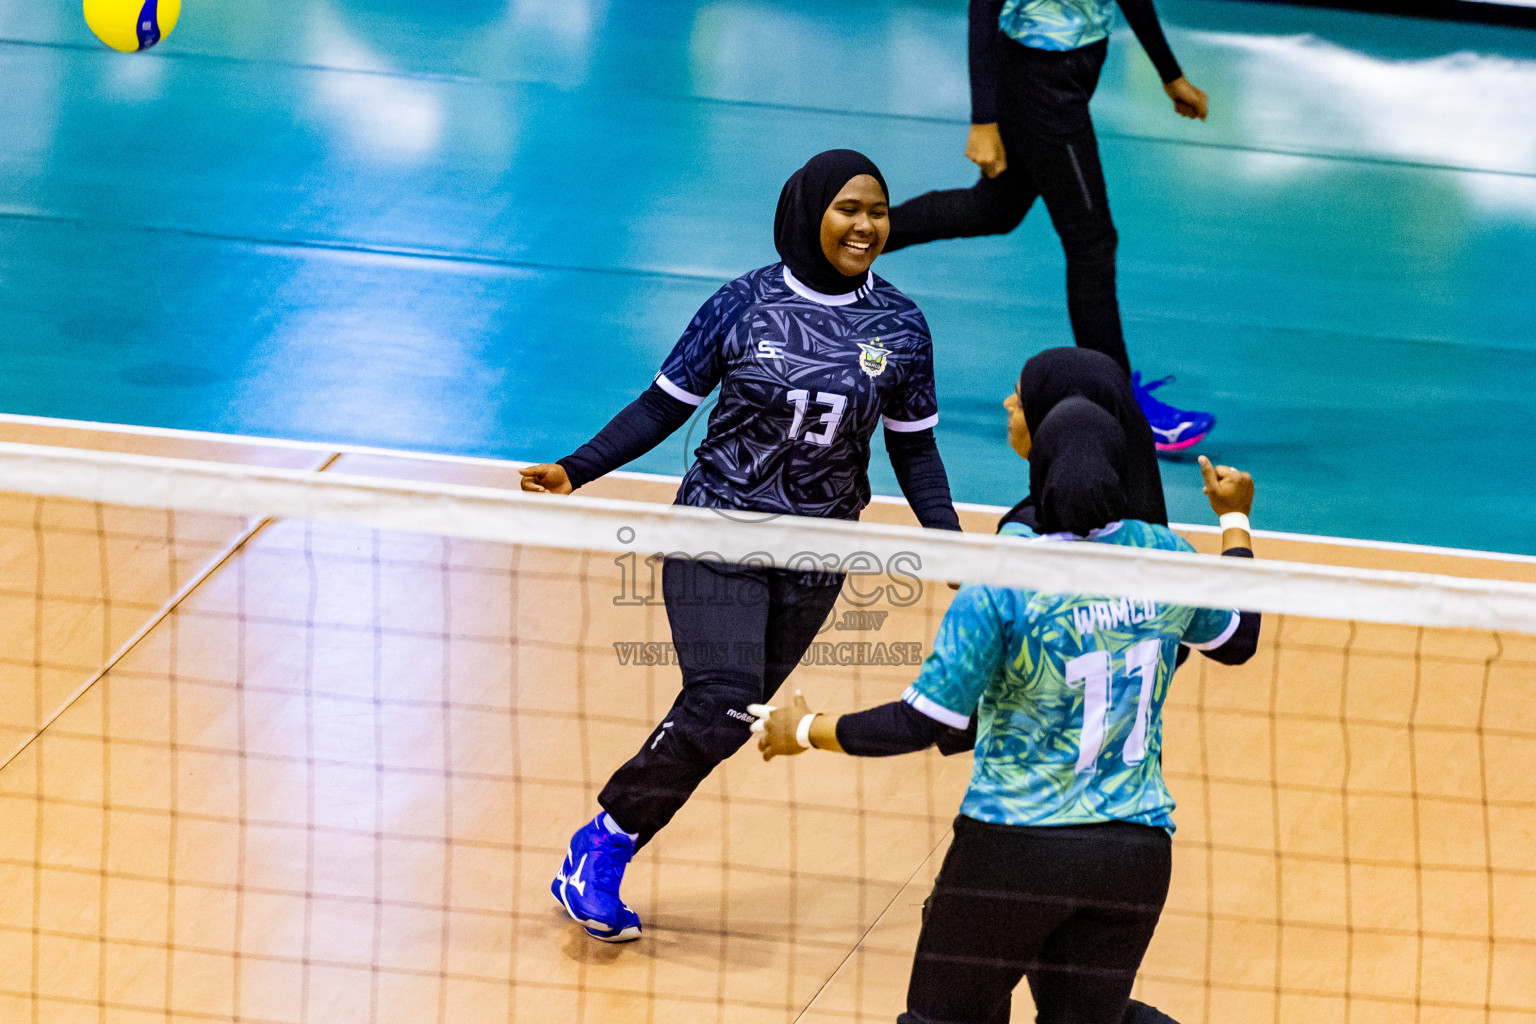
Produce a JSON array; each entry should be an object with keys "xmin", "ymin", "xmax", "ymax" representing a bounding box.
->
[
  {"xmin": 795, "ymin": 713, "xmax": 819, "ymax": 751},
  {"xmin": 1219, "ymin": 512, "xmax": 1251, "ymax": 533}
]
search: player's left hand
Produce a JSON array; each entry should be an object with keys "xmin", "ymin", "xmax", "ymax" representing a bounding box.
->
[
  {"xmin": 749, "ymin": 690, "xmax": 816, "ymax": 760},
  {"xmin": 1164, "ymin": 77, "xmax": 1208, "ymax": 120},
  {"xmin": 519, "ymin": 463, "xmax": 573, "ymax": 494},
  {"xmin": 1198, "ymin": 455, "xmax": 1253, "ymax": 516}
]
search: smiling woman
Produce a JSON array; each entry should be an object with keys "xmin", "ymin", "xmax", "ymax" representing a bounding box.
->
[
  {"xmin": 516, "ymin": 147, "xmax": 964, "ymax": 945},
  {"xmin": 771, "ymin": 149, "xmax": 891, "ymax": 294},
  {"xmin": 821, "ymin": 174, "xmax": 889, "ymax": 275}
]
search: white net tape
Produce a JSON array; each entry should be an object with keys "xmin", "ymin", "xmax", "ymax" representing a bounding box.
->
[{"xmin": 3, "ymin": 440, "xmax": 1535, "ymax": 634}]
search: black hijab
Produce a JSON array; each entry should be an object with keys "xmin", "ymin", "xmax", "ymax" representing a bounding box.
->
[
  {"xmin": 773, "ymin": 149, "xmax": 888, "ymax": 296},
  {"xmin": 1029, "ymin": 399, "xmax": 1132, "ymax": 537},
  {"xmin": 1000, "ymin": 347, "xmax": 1167, "ymax": 532}
]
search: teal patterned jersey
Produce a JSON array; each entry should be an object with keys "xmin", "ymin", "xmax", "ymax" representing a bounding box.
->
[
  {"xmin": 999, "ymin": 0, "xmax": 1115, "ymax": 52},
  {"xmin": 904, "ymin": 520, "xmax": 1238, "ymax": 832}
]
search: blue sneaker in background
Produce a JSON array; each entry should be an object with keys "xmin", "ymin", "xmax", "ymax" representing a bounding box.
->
[
  {"xmin": 1132, "ymin": 372, "xmax": 1216, "ymax": 452},
  {"xmin": 552, "ymin": 814, "xmax": 642, "ymax": 943}
]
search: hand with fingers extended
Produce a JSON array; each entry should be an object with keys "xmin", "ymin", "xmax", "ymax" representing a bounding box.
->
[
  {"xmin": 749, "ymin": 690, "xmax": 820, "ymax": 761},
  {"xmin": 1197, "ymin": 455, "xmax": 1253, "ymax": 516},
  {"xmin": 519, "ymin": 463, "xmax": 573, "ymax": 494}
]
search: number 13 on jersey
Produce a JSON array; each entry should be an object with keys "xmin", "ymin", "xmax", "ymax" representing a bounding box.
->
[
  {"xmin": 1064, "ymin": 638, "xmax": 1162, "ymax": 774},
  {"xmin": 786, "ymin": 390, "xmax": 847, "ymax": 446}
]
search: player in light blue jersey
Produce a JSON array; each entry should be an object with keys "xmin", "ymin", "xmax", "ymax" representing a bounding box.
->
[{"xmin": 751, "ymin": 398, "xmax": 1260, "ymax": 1023}]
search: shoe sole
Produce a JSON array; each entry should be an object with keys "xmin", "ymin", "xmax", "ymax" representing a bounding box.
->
[
  {"xmin": 583, "ymin": 922, "xmax": 642, "ymax": 943},
  {"xmin": 1154, "ymin": 432, "xmax": 1208, "ymax": 452},
  {"xmin": 552, "ymin": 881, "xmax": 642, "ymax": 943}
]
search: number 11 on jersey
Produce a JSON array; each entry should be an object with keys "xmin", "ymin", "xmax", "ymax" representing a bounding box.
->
[{"xmin": 1064, "ymin": 638, "xmax": 1162, "ymax": 774}]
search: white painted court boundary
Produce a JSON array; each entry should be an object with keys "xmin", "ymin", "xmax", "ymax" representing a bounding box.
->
[{"xmin": 3, "ymin": 441, "xmax": 1535, "ymax": 636}]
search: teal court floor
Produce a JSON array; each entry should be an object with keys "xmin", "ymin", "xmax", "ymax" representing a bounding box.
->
[{"xmin": 1, "ymin": 0, "xmax": 1533, "ymax": 553}]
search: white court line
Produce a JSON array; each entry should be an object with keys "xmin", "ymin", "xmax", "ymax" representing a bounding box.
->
[
  {"xmin": 0, "ymin": 411, "xmax": 517, "ymax": 465},
  {"xmin": 3, "ymin": 412, "xmax": 1533, "ymax": 566}
]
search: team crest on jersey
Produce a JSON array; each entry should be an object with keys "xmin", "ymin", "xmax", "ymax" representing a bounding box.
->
[{"xmin": 857, "ymin": 340, "xmax": 889, "ymax": 378}]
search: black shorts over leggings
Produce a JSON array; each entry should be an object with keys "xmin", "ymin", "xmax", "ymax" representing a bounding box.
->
[{"xmin": 900, "ymin": 815, "xmax": 1172, "ymax": 1024}]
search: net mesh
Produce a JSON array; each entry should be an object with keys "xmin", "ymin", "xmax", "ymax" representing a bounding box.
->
[{"xmin": 2, "ymin": 438, "xmax": 1534, "ymax": 1024}]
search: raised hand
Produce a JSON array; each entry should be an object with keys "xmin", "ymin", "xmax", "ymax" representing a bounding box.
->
[
  {"xmin": 1163, "ymin": 77, "xmax": 1208, "ymax": 121},
  {"xmin": 519, "ymin": 463, "xmax": 573, "ymax": 494},
  {"xmin": 1198, "ymin": 456, "xmax": 1253, "ymax": 516}
]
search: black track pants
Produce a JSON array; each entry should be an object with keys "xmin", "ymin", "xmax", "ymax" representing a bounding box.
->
[
  {"xmin": 899, "ymin": 816, "xmax": 1172, "ymax": 1024},
  {"xmin": 598, "ymin": 557, "xmax": 844, "ymax": 848},
  {"xmin": 886, "ymin": 38, "xmax": 1128, "ymax": 376}
]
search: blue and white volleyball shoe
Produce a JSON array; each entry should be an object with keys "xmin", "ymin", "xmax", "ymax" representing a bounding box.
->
[
  {"xmin": 1132, "ymin": 372, "xmax": 1216, "ymax": 453},
  {"xmin": 552, "ymin": 815, "xmax": 642, "ymax": 943}
]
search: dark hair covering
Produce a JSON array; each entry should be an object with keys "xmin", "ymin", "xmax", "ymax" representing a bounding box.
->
[
  {"xmin": 1000, "ymin": 347, "xmax": 1167, "ymax": 532},
  {"xmin": 1029, "ymin": 398, "xmax": 1132, "ymax": 536},
  {"xmin": 773, "ymin": 149, "xmax": 889, "ymax": 296}
]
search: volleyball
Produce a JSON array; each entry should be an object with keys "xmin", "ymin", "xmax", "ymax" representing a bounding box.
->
[{"xmin": 82, "ymin": 0, "xmax": 180, "ymax": 53}]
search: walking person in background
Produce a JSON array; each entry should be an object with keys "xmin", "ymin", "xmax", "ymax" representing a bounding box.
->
[{"xmin": 885, "ymin": 0, "xmax": 1218, "ymax": 452}]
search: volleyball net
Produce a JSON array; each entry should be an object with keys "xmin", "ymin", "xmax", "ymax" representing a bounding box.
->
[{"xmin": 1, "ymin": 438, "xmax": 1534, "ymax": 1023}]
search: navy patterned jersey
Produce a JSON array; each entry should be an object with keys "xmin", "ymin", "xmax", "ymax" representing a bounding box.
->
[{"xmin": 657, "ymin": 264, "xmax": 939, "ymax": 520}]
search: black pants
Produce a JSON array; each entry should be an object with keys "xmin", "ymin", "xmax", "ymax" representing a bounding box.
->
[
  {"xmin": 886, "ymin": 38, "xmax": 1127, "ymax": 376},
  {"xmin": 598, "ymin": 557, "xmax": 844, "ymax": 848},
  {"xmin": 900, "ymin": 816, "xmax": 1172, "ymax": 1024}
]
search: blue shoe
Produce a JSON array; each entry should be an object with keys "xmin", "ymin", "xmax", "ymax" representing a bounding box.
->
[
  {"xmin": 1132, "ymin": 372, "xmax": 1215, "ymax": 452},
  {"xmin": 551, "ymin": 815, "xmax": 642, "ymax": 943}
]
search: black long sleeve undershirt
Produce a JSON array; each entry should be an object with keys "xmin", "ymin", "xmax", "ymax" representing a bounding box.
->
[
  {"xmin": 1202, "ymin": 546, "xmax": 1261, "ymax": 665},
  {"xmin": 836, "ymin": 700, "xmax": 948, "ymax": 757},
  {"xmin": 1117, "ymin": 0, "xmax": 1184, "ymax": 84},
  {"xmin": 968, "ymin": 0, "xmax": 1183, "ymax": 125},
  {"xmin": 556, "ymin": 384, "xmax": 695, "ymax": 490},
  {"xmin": 968, "ymin": 0, "xmax": 1006, "ymax": 124},
  {"xmin": 887, "ymin": 428, "xmax": 963, "ymax": 532}
]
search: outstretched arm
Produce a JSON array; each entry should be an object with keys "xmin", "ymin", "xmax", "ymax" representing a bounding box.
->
[
  {"xmin": 521, "ymin": 281, "xmax": 747, "ymax": 493},
  {"xmin": 751, "ymin": 587, "xmax": 1005, "ymax": 760},
  {"xmin": 520, "ymin": 385, "xmax": 695, "ymax": 493},
  {"xmin": 750, "ymin": 690, "xmax": 951, "ymax": 759}
]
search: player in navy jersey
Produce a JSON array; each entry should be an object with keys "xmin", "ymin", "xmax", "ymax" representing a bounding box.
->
[
  {"xmin": 519, "ymin": 150, "xmax": 962, "ymax": 943},
  {"xmin": 750, "ymin": 400, "xmax": 1260, "ymax": 1023}
]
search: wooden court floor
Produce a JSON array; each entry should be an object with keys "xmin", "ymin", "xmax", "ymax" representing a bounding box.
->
[{"xmin": 2, "ymin": 420, "xmax": 1534, "ymax": 1023}]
